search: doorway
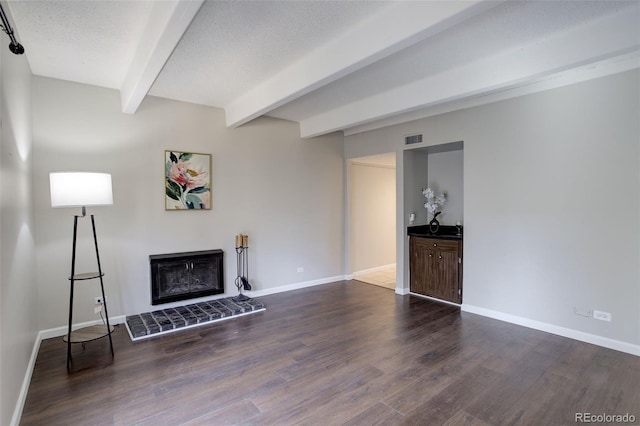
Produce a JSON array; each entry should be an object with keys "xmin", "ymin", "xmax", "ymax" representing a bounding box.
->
[{"xmin": 347, "ymin": 152, "xmax": 396, "ymax": 290}]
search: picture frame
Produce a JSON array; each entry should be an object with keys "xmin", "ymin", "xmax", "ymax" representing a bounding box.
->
[{"xmin": 165, "ymin": 150, "xmax": 212, "ymax": 210}]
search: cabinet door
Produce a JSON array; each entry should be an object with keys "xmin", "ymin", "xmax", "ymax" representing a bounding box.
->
[
  {"xmin": 410, "ymin": 237, "xmax": 430, "ymax": 295},
  {"xmin": 432, "ymin": 249, "xmax": 460, "ymax": 303},
  {"xmin": 410, "ymin": 237, "xmax": 461, "ymax": 304}
]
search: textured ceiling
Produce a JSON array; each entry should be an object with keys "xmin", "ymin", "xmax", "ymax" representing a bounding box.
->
[
  {"xmin": 268, "ymin": 0, "xmax": 638, "ymax": 122},
  {"xmin": 9, "ymin": 0, "xmax": 153, "ymax": 89},
  {"xmin": 149, "ymin": 1, "xmax": 390, "ymax": 107},
  {"xmin": 6, "ymin": 0, "xmax": 640, "ymax": 138}
]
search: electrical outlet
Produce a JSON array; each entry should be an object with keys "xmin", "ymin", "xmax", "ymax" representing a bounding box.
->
[
  {"xmin": 593, "ymin": 310, "xmax": 612, "ymax": 322},
  {"xmin": 297, "ymin": 267, "xmax": 304, "ymax": 273},
  {"xmin": 573, "ymin": 307, "xmax": 592, "ymax": 318},
  {"xmin": 95, "ymin": 296, "xmax": 103, "ymax": 304}
]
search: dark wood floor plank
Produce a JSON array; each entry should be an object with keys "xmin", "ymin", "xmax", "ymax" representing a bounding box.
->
[
  {"xmin": 382, "ymin": 342, "xmax": 487, "ymax": 414},
  {"xmin": 400, "ymin": 366, "xmax": 502, "ymax": 424},
  {"xmin": 20, "ymin": 281, "xmax": 640, "ymax": 426},
  {"xmin": 180, "ymin": 399, "xmax": 261, "ymax": 425},
  {"xmin": 247, "ymin": 363, "xmax": 385, "ymax": 424},
  {"xmin": 343, "ymin": 401, "xmax": 404, "ymax": 426},
  {"xmin": 441, "ymin": 410, "xmax": 492, "ymax": 426},
  {"xmin": 567, "ymin": 347, "xmax": 640, "ymax": 415},
  {"xmin": 250, "ymin": 358, "xmax": 385, "ymax": 410},
  {"xmin": 544, "ymin": 339, "xmax": 599, "ymax": 381},
  {"xmin": 500, "ymin": 371, "xmax": 575, "ymax": 425},
  {"xmin": 464, "ymin": 348, "xmax": 561, "ymax": 424}
]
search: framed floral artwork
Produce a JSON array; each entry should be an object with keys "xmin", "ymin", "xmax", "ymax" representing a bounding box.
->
[{"xmin": 165, "ymin": 151, "xmax": 212, "ymax": 210}]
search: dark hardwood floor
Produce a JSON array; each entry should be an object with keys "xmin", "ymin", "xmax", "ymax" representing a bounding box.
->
[{"xmin": 21, "ymin": 281, "xmax": 639, "ymax": 425}]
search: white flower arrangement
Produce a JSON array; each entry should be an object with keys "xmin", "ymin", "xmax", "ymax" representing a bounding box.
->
[{"xmin": 422, "ymin": 187, "xmax": 446, "ymax": 214}]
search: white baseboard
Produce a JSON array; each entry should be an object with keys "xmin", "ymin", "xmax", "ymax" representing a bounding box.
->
[
  {"xmin": 246, "ymin": 275, "xmax": 347, "ymax": 297},
  {"xmin": 11, "ymin": 315, "xmax": 126, "ymax": 426},
  {"xmin": 10, "ymin": 331, "xmax": 42, "ymax": 426},
  {"xmin": 462, "ymin": 304, "xmax": 640, "ymax": 357},
  {"xmin": 347, "ymin": 263, "xmax": 396, "ymax": 280},
  {"xmin": 39, "ymin": 315, "xmax": 127, "ymax": 340},
  {"xmin": 37, "ymin": 275, "xmax": 347, "ymax": 342},
  {"xmin": 410, "ymin": 292, "xmax": 461, "ymax": 307},
  {"xmin": 395, "ymin": 287, "xmax": 410, "ymax": 296},
  {"xmin": 14, "ymin": 276, "xmax": 344, "ymax": 425}
]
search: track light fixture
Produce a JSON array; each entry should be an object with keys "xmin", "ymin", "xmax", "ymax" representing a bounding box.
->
[{"xmin": 0, "ymin": 3, "xmax": 24, "ymax": 55}]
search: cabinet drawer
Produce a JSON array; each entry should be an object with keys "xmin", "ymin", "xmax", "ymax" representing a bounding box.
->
[{"xmin": 415, "ymin": 238, "xmax": 459, "ymax": 252}]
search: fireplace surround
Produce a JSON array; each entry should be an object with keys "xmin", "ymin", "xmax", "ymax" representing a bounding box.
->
[{"xmin": 150, "ymin": 250, "xmax": 224, "ymax": 305}]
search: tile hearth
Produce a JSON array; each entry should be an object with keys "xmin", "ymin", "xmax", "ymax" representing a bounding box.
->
[{"xmin": 125, "ymin": 296, "xmax": 265, "ymax": 341}]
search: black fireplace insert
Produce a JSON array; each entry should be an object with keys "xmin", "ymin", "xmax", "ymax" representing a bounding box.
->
[{"xmin": 150, "ymin": 250, "xmax": 224, "ymax": 305}]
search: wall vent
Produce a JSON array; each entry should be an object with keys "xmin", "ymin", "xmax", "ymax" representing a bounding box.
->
[{"xmin": 405, "ymin": 134, "xmax": 423, "ymax": 145}]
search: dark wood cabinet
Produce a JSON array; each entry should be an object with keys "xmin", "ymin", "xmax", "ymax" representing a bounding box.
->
[{"xmin": 410, "ymin": 237, "xmax": 462, "ymax": 304}]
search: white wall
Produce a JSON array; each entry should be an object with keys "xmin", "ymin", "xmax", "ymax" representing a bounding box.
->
[
  {"xmin": 405, "ymin": 147, "xmax": 464, "ymax": 227},
  {"xmin": 348, "ymin": 162, "xmax": 395, "ymax": 272},
  {"xmin": 463, "ymin": 70, "xmax": 639, "ymax": 348},
  {"xmin": 404, "ymin": 150, "xmax": 429, "ymax": 226},
  {"xmin": 427, "ymin": 149, "xmax": 463, "ymax": 226},
  {"xmin": 32, "ymin": 77, "xmax": 344, "ymax": 329},
  {"xmin": 345, "ymin": 69, "xmax": 640, "ymax": 351},
  {"xmin": 0, "ymin": 12, "xmax": 37, "ymax": 425}
]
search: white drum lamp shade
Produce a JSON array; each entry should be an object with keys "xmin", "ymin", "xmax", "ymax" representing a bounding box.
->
[{"xmin": 50, "ymin": 172, "xmax": 113, "ymax": 208}]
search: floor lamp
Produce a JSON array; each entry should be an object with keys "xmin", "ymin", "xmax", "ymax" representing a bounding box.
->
[{"xmin": 49, "ymin": 172, "xmax": 115, "ymax": 370}]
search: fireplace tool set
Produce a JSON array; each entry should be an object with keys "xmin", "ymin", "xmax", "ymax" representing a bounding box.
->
[{"xmin": 233, "ymin": 234, "xmax": 251, "ymax": 302}]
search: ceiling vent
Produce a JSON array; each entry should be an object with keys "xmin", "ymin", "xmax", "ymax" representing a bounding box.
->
[{"xmin": 405, "ymin": 134, "xmax": 423, "ymax": 145}]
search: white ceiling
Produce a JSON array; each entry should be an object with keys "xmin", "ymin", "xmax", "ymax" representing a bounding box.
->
[{"xmin": 7, "ymin": 0, "xmax": 640, "ymax": 138}]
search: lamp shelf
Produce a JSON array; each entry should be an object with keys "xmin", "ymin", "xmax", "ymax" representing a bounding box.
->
[
  {"xmin": 69, "ymin": 272, "xmax": 104, "ymax": 281},
  {"xmin": 64, "ymin": 213, "xmax": 114, "ymax": 370},
  {"xmin": 63, "ymin": 324, "xmax": 115, "ymax": 344}
]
